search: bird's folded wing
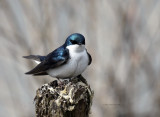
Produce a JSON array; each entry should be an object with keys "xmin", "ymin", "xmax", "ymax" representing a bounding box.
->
[
  {"xmin": 25, "ymin": 48, "xmax": 70, "ymax": 75},
  {"xmin": 87, "ymin": 50, "xmax": 92, "ymax": 65}
]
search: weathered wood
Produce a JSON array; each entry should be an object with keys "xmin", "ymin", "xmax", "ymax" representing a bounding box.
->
[{"xmin": 34, "ymin": 76, "xmax": 94, "ymax": 117}]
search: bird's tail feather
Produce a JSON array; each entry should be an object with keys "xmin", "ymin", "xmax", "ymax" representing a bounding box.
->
[
  {"xmin": 33, "ymin": 72, "xmax": 48, "ymax": 76},
  {"xmin": 25, "ymin": 71, "xmax": 48, "ymax": 76},
  {"xmin": 25, "ymin": 61, "xmax": 49, "ymax": 75},
  {"xmin": 23, "ymin": 55, "xmax": 45, "ymax": 62}
]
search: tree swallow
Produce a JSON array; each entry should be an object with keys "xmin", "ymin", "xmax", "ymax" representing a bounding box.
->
[{"xmin": 23, "ymin": 33, "xmax": 92, "ymax": 79}]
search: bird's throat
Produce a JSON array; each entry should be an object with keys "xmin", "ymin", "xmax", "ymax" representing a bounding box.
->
[{"xmin": 67, "ymin": 45, "xmax": 85, "ymax": 53}]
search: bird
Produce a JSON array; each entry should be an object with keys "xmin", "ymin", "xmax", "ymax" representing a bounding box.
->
[{"xmin": 23, "ymin": 33, "xmax": 92, "ymax": 80}]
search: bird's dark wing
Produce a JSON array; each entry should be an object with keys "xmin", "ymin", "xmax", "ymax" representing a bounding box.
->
[
  {"xmin": 33, "ymin": 72, "xmax": 48, "ymax": 76},
  {"xmin": 23, "ymin": 55, "xmax": 45, "ymax": 62},
  {"xmin": 87, "ymin": 51, "xmax": 92, "ymax": 65},
  {"xmin": 25, "ymin": 47, "xmax": 70, "ymax": 75}
]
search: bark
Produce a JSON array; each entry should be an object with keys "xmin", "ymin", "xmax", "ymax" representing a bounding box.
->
[{"xmin": 34, "ymin": 76, "xmax": 94, "ymax": 117}]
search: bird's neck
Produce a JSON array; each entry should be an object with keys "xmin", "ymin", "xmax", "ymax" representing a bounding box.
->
[{"xmin": 66, "ymin": 45, "xmax": 85, "ymax": 53}]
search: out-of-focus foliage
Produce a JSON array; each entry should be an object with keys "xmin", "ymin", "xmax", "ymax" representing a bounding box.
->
[{"xmin": 0, "ymin": 0, "xmax": 160, "ymax": 117}]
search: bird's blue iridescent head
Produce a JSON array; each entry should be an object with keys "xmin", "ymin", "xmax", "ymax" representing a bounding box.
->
[{"xmin": 65, "ymin": 33, "xmax": 85, "ymax": 47}]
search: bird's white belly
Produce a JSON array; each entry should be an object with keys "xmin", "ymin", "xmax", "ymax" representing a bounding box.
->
[{"xmin": 47, "ymin": 49, "xmax": 88, "ymax": 78}]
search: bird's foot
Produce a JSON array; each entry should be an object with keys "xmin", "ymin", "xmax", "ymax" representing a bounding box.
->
[{"xmin": 57, "ymin": 78, "xmax": 62, "ymax": 84}]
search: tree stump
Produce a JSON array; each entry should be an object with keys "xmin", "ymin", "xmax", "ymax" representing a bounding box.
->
[{"xmin": 34, "ymin": 76, "xmax": 94, "ymax": 117}]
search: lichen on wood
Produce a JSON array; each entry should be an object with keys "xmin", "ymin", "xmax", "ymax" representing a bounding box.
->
[{"xmin": 34, "ymin": 76, "xmax": 94, "ymax": 117}]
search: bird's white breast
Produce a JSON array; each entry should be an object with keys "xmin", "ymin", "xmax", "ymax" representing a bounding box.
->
[{"xmin": 47, "ymin": 45, "xmax": 89, "ymax": 78}]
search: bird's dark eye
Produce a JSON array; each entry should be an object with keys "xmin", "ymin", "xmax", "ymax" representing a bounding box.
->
[{"xmin": 70, "ymin": 40, "xmax": 77, "ymax": 44}]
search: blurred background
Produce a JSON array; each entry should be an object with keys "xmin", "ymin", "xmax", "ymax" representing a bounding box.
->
[{"xmin": 0, "ymin": 0, "xmax": 160, "ymax": 117}]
